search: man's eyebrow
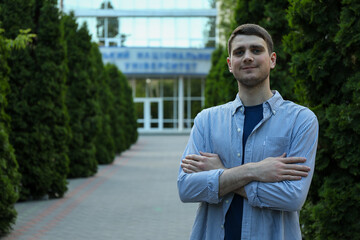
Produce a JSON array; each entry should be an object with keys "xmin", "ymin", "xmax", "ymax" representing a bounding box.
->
[
  {"xmin": 232, "ymin": 46, "xmax": 245, "ymax": 52},
  {"xmin": 232, "ymin": 44, "xmax": 265, "ymax": 53},
  {"xmin": 250, "ymin": 44, "xmax": 265, "ymax": 49}
]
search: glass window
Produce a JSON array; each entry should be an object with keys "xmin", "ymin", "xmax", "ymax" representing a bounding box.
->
[
  {"xmin": 148, "ymin": 79, "xmax": 160, "ymax": 98},
  {"xmin": 135, "ymin": 79, "xmax": 146, "ymax": 97},
  {"xmin": 107, "ymin": 17, "xmax": 119, "ymax": 38},
  {"xmin": 191, "ymin": 79, "xmax": 202, "ymax": 97},
  {"xmin": 191, "ymin": 100, "xmax": 202, "ymax": 119},
  {"xmin": 133, "ymin": 18, "xmax": 148, "ymax": 45},
  {"xmin": 134, "ymin": 0, "xmax": 148, "ymax": 8},
  {"xmin": 161, "ymin": 18, "xmax": 175, "ymax": 43},
  {"xmin": 190, "ymin": 18, "xmax": 204, "ymax": 39},
  {"xmin": 163, "ymin": 101, "xmax": 174, "ymax": 119},
  {"xmin": 176, "ymin": 18, "xmax": 189, "ymax": 39},
  {"xmin": 117, "ymin": 0, "xmax": 133, "ymax": 9},
  {"xmin": 119, "ymin": 18, "xmax": 133, "ymax": 46},
  {"xmin": 148, "ymin": 0, "xmax": 162, "ymax": 9},
  {"xmin": 176, "ymin": 0, "xmax": 188, "ymax": 8},
  {"xmin": 148, "ymin": 18, "xmax": 161, "ymax": 40},
  {"xmin": 162, "ymin": 0, "xmax": 176, "ymax": 9},
  {"xmin": 163, "ymin": 79, "xmax": 175, "ymax": 97}
]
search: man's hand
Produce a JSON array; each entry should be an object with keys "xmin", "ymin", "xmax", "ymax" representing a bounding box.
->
[
  {"xmin": 251, "ymin": 153, "xmax": 310, "ymax": 182},
  {"xmin": 181, "ymin": 151, "xmax": 225, "ymax": 173}
]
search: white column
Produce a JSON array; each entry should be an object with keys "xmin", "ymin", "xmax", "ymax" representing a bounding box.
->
[
  {"xmin": 144, "ymin": 100, "xmax": 150, "ymax": 130},
  {"xmin": 178, "ymin": 76, "xmax": 184, "ymax": 132},
  {"xmin": 159, "ymin": 100, "xmax": 163, "ymax": 130}
]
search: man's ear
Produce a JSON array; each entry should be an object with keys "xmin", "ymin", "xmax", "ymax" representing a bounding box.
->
[
  {"xmin": 227, "ymin": 57, "xmax": 232, "ymax": 72},
  {"xmin": 270, "ymin": 52, "xmax": 276, "ymax": 69}
]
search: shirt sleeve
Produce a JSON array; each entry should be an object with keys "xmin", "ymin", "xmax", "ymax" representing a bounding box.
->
[
  {"xmin": 245, "ymin": 112, "xmax": 319, "ymax": 211},
  {"xmin": 177, "ymin": 111, "xmax": 224, "ymax": 204}
]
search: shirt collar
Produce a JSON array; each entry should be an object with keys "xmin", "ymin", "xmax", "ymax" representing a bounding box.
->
[{"xmin": 231, "ymin": 90, "xmax": 284, "ymax": 116}]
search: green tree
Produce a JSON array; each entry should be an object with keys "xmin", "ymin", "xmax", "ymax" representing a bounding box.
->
[
  {"xmin": 90, "ymin": 42, "xmax": 116, "ymax": 164},
  {"xmin": 205, "ymin": 46, "xmax": 237, "ymax": 107},
  {"xmin": 1, "ymin": 0, "xmax": 70, "ymax": 200},
  {"xmin": 284, "ymin": 0, "xmax": 360, "ymax": 239},
  {"xmin": 105, "ymin": 64, "xmax": 127, "ymax": 153},
  {"xmin": 119, "ymin": 70, "xmax": 138, "ymax": 147},
  {"xmin": 0, "ymin": 29, "xmax": 20, "ymax": 237},
  {"xmin": 105, "ymin": 64, "xmax": 137, "ymax": 152},
  {"xmin": 62, "ymin": 13, "xmax": 99, "ymax": 177}
]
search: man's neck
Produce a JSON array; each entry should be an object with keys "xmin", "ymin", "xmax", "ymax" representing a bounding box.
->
[{"xmin": 237, "ymin": 83, "xmax": 273, "ymax": 107}]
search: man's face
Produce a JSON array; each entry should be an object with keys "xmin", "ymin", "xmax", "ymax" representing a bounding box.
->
[{"xmin": 227, "ymin": 35, "xmax": 276, "ymax": 89}]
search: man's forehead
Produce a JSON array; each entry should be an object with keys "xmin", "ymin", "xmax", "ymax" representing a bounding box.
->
[{"xmin": 231, "ymin": 35, "xmax": 267, "ymax": 49}]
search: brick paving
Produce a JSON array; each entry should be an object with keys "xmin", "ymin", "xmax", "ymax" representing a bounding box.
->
[{"xmin": 3, "ymin": 135, "xmax": 197, "ymax": 240}]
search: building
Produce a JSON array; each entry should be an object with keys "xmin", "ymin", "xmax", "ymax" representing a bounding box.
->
[{"xmin": 60, "ymin": 0, "xmax": 217, "ymax": 133}]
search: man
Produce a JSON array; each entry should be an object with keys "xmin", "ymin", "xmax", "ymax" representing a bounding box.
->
[{"xmin": 177, "ymin": 24, "xmax": 318, "ymax": 240}]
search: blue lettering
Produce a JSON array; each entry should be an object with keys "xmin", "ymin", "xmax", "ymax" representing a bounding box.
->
[
  {"xmin": 117, "ymin": 51, "xmax": 129, "ymax": 59},
  {"xmin": 144, "ymin": 62, "xmax": 150, "ymax": 70},
  {"xmin": 152, "ymin": 52, "xmax": 159, "ymax": 60},
  {"xmin": 151, "ymin": 62, "xmax": 156, "ymax": 70}
]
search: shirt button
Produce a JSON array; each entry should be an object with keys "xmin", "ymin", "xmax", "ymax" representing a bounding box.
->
[
  {"xmin": 237, "ymin": 153, "xmax": 241, "ymax": 157},
  {"xmin": 237, "ymin": 128, "xmax": 241, "ymax": 132},
  {"xmin": 221, "ymin": 225, "xmax": 224, "ymax": 229},
  {"xmin": 226, "ymin": 200, "xmax": 229, "ymax": 204}
]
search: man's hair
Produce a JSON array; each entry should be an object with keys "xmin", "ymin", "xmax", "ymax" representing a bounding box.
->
[{"xmin": 227, "ymin": 24, "xmax": 274, "ymax": 56}]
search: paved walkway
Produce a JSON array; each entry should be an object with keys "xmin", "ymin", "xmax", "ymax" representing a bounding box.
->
[{"xmin": 3, "ymin": 135, "xmax": 197, "ymax": 240}]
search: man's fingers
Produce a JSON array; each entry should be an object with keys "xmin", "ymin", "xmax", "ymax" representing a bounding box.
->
[
  {"xmin": 282, "ymin": 175, "xmax": 302, "ymax": 181},
  {"xmin": 182, "ymin": 159, "xmax": 200, "ymax": 167},
  {"xmin": 281, "ymin": 157, "xmax": 307, "ymax": 164},
  {"xmin": 199, "ymin": 151, "xmax": 217, "ymax": 157},
  {"xmin": 282, "ymin": 169, "xmax": 309, "ymax": 177},
  {"xmin": 284, "ymin": 163, "xmax": 310, "ymax": 172},
  {"xmin": 181, "ymin": 162, "xmax": 199, "ymax": 173},
  {"xmin": 185, "ymin": 154, "xmax": 203, "ymax": 161}
]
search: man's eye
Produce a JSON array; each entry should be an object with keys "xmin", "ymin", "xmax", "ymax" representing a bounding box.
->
[
  {"xmin": 253, "ymin": 49, "xmax": 262, "ymax": 54},
  {"xmin": 234, "ymin": 51, "xmax": 243, "ymax": 55}
]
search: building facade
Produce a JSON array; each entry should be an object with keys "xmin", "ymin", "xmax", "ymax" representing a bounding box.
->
[{"xmin": 60, "ymin": 0, "xmax": 217, "ymax": 133}]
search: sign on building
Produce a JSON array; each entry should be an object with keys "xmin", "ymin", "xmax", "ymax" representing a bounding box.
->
[{"xmin": 100, "ymin": 47, "xmax": 214, "ymax": 76}]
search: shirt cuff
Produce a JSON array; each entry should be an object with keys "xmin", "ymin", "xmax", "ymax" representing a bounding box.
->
[
  {"xmin": 207, "ymin": 169, "xmax": 225, "ymax": 204},
  {"xmin": 245, "ymin": 181, "xmax": 269, "ymax": 208}
]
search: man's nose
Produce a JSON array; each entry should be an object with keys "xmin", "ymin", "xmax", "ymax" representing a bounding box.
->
[{"xmin": 243, "ymin": 50, "xmax": 254, "ymax": 62}]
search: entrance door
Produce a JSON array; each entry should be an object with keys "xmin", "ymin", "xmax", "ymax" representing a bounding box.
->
[{"xmin": 134, "ymin": 98, "xmax": 163, "ymax": 132}]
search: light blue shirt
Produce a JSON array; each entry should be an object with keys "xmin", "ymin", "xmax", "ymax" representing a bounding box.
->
[{"xmin": 177, "ymin": 91, "xmax": 318, "ymax": 240}]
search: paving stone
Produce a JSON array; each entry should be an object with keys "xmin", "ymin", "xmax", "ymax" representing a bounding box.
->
[{"xmin": 3, "ymin": 135, "xmax": 197, "ymax": 240}]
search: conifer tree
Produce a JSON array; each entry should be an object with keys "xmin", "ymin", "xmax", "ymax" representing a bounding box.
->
[
  {"xmin": 118, "ymin": 70, "xmax": 138, "ymax": 147},
  {"xmin": 105, "ymin": 64, "xmax": 127, "ymax": 153},
  {"xmin": 1, "ymin": 0, "xmax": 70, "ymax": 200},
  {"xmin": 62, "ymin": 13, "xmax": 99, "ymax": 177},
  {"xmin": 0, "ymin": 29, "xmax": 21, "ymax": 237},
  {"xmin": 90, "ymin": 42, "xmax": 116, "ymax": 164},
  {"xmin": 285, "ymin": 1, "xmax": 360, "ymax": 238}
]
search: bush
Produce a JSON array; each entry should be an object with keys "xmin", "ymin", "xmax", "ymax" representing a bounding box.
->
[
  {"xmin": 90, "ymin": 43, "xmax": 116, "ymax": 164},
  {"xmin": 62, "ymin": 13, "xmax": 99, "ymax": 177},
  {"xmin": 284, "ymin": 0, "xmax": 360, "ymax": 238},
  {"xmin": 0, "ymin": 30, "xmax": 21, "ymax": 237},
  {"xmin": 1, "ymin": 0, "xmax": 70, "ymax": 200}
]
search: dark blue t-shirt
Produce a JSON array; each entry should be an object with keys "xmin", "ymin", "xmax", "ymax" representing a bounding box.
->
[{"xmin": 225, "ymin": 104, "xmax": 263, "ymax": 240}]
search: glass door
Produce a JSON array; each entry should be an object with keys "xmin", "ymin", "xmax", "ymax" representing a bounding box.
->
[{"xmin": 134, "ymin": 98, "xmax": 163, "ymax": 132}]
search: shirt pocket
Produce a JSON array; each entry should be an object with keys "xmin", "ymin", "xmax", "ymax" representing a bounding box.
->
[{"xmin": 262, "ymin": 136, "xmax": 290, "ymax": 158}]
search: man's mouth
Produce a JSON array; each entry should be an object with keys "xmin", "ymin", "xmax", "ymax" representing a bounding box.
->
[{"xmin": 241, "ymin": 66, "xmax": 256, "ymax": 70}]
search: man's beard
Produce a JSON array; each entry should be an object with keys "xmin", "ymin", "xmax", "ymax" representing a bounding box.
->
[{"xmin": 236, "ymin": 72, "xmax": 269, "ymax": 89}]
